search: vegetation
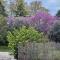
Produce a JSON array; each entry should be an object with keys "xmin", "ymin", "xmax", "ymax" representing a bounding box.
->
[
  {"xmin": 7, "ymin": 26, "xmax": 48, "ymax": 59},
  {"xmin": 30, "ymin": 12, "xmax": 55, "ymax": 33},
  {"xmin": 0, "ymin": 0, "xmax": 60, "ymax": 60},
  {"xmin": 56, "ymin": 10, "xmax": 60, "ymax": 17},
  {"xmin": 48, "ymin": 20, "xmax": 60, "ymax": 42},
  {"xmin": 15, "ymin": 0, "xmax": 28, "ymax": 16},
  {"xmin": 30, "ymin": 1, "xmax": 48, "ymax": 15},
  {"xmin": 0, "ymin": 1, "xmax": 7, "ymax": 16},
  {"xmin": 0, "ymin": 15, "xmax": 8, "ymax": 46},
  {"xmin": 0, "ymin": 46, "xmax": 11, "ymax": 52}
]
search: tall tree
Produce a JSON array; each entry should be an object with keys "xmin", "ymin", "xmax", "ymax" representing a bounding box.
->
[
  {"xmin": 30, "ymin": 1, "xmax": 49, "ymax": 15},
  {"xmin": 15, "ymin": 0, "xmax": 27, "ymax": 16},
  {"xmin": 31, "ymin": 1, "xmax": 42, "ymax": 13},
  {"xmin": 56, "ymin": 10, "xmax": 60, "ymax": 17},
  {"xmin": 0, "ymin": 0, "xmax": 7, "ymax": 16}
]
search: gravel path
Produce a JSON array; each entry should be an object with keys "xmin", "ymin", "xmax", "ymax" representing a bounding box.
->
[{"xmin": 0, "ymin": 52, "xmax": 16, "ymax": 60}]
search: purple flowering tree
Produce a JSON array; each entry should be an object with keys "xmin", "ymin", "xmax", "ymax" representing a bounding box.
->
[
  {"xmin": 30, "ymin": 12, "xmax": 56, "ymax": 33},
  {"xmin": 7, "ymin": 12, "xmax": 57, "ymax": 34},
  {"xmin": 7, "ymin": 16, "xmax": 15, "ymax": 27},
  {"xmin": 7, "ymin": 16, "xmax": 15, "ymax": 31}
]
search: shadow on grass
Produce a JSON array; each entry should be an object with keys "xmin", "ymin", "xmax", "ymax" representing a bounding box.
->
[{"xmin": 0, "ymin": 46, "xmax": 11, "ymax": 52}]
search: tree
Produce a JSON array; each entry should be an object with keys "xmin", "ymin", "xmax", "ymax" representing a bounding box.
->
[
  {"xmin": 0, "ymin": 1, "xmax": 7, "ymax": 16},
  {"xmin": 0, "ymin": 15, "xmax": 8, "ymax": 45},
  {"xmin": 30, "ymin": 1, "xmax": 42, "ymax": 13},
  {"xmin": 30, "ymin": 1, "xmax": 49, "ymax": 15},
  {"xmin": 7, "ymin": 26, "xmax": 48, "ymax": 59},
  {"xmin": 15, "ymin": 0, "xmax": 28, "ymax": 16},
  {"xmin": 48, "ymin": 20, "xmax": 60, "ymax": 42},
  {"xmin": 30, "ymin": 12, "xmax": 55, "ymax": 33},
  {"xmin": 56, "ymin": 10, "xmax": 60, "ymax": 17},
  {"xmin": 7, "ymin": 0, "xmax": 17, "ymax": 16}
]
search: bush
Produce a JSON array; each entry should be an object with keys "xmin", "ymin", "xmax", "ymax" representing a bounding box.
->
[
  {"xmin": 48, "ymin": 20, "xmax": 60, "ymax": 42},
  {"xmin": 7, "ymin": 26, "xmax": 48, "ymax": 59},
  {"xmin": 18, "ymin": 42, "xmax": 60, "ymax": 60},
  {"xmin": 0, "ymin": 15, "xmax": 8, "ymax": 45}
]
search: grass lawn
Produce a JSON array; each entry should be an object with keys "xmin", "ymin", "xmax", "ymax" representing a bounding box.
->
[{"xmin": 0, "ymin": 46, "xmax": 11, "ymax": 52}]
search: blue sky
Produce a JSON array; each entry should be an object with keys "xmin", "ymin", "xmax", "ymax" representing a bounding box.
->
[{"xmin": 25, "ymin": 0, "xmax": 60, "ymax": 16}]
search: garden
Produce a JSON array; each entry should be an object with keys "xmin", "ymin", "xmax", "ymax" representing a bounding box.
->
[{"xmin": 0, "ymin": 0, "xmax": 60, "ymax": 60}]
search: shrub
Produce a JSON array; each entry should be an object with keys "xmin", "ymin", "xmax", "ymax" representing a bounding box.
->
[
  {"xmin": 7, "ymin": 26, "xmax": 48, "ymax": 59},
  {"xmin": 48, "ymin": 20, "xmax": 60, "ymax": 42},
  {"xmin": 18, "ymin": 42, "xmax": 60, "ymax": 60},
  {"xmin": 0, "ymin": 15, "xmax": 8, "ymax": 45}
]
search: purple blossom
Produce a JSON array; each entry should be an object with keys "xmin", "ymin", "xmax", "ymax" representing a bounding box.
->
[
  {"xmin": 6, "ymin": 12, "xmax": 58, "ymax": 33},
  {"xmin": 30, "ymin": 12, "xmax": 56, "ymax": 33},
  {"xmin": 7, "ymin": 16, "xmax": 15, "ymax": 27}
]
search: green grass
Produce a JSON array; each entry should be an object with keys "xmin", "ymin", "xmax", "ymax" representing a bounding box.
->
[{"xmin": 0, "ymin": 46, "xmax": 11, "ymax": 52}]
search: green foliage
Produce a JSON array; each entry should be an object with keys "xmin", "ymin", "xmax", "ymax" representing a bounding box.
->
[
  {"xmin": 48, "ymin": 21, "xmax": 60, "ymax": 42},
  {"xmin": 30, "ymin": 1, "xmax": 42, "ymax": 14},
  {"xmin": 7, "ymin": 26, "xmax": 48, "ymax": 59},
  {"xmin": 0, "ymin": 2, "xmax": 7, "ymax": 16},
  {"xmin": 56, "ymin": 10, "xmax": 60, "ymax": 17},
  {"xmin": 0, "ymin": 15, "xmax": 8, "ymax": 45},
  {"xmin": 15, "ymin": 0, "xmax": 28, "ymax": 16}
]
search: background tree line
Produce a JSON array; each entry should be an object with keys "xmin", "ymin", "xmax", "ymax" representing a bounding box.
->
[{"xmin": 0, "ymin": 0, "xmax": 60, "ymax": 45}]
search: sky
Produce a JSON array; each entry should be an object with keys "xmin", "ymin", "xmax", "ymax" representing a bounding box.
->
[{"xmin": 25, "ymin": 0, "xmax": 60, "ymax": 16}]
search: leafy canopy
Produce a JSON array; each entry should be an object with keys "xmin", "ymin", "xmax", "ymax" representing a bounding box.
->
[
  {"xmin": 15, "ymin": 0, "xmax": 28, "ymax": 16},
  {"xmin": 0, "ymin": 1, "xmax": 7, "ymax": 16},
  {"xmin": 7, "ymin": 26, "xmax": 48, "ymax": 52}
]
